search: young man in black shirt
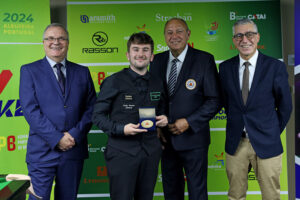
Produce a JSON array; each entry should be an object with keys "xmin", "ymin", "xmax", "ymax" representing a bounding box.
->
[{"xmin": 92, "ymin": 32, "xmax": 167, "ymax": 200}]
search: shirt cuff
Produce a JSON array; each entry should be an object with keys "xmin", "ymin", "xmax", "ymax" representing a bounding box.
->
[{"xmin": 115, "ymin": 124, "xmax": 125, "ymax": 135}]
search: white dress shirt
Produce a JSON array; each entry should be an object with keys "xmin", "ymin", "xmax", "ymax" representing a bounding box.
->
[
  {"xmin": 46, "ymin": 56, "xmax": 67, "ymax": 80},
  {"xmin": 166, "ymin": 45, "xmax": 188, "ymax": 82},
  {"xmin": 239, "ymin": 50, "xmax": 259, "ymax": 137},
  {"xmin": 238, "ymin": 50, "xmax": 258, "ymax": 90}
]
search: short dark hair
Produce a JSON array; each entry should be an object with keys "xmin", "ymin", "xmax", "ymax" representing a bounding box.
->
[
  {"xmin": 43, "ymin": 23, "xmax": 69, "ymax": 40},
  {"xmin": 127, "ymin": 32, "xmax": 154, "ymax": 53},
  {"xmin": 164, "ymin": 17, "xmax": 190, "ymax": 33}
]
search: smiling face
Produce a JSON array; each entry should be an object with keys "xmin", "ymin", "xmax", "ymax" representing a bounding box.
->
[
  {"xmin": 232, "ymin": 23, "xmax": 260, "ymax": 60},
  {"xmin": 43, "ymin": 26, "xmax": 69, "ymax": 63},
  {"xmin": 164, "ymin": 19, "xmax": 191, "ymax": 57},
  {"xmin": 126, "ymin": 43, "xmax": 154, "ymax": 74}
]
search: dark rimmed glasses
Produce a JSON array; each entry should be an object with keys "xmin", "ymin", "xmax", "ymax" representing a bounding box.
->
[
  {"xmin": 233, "ymin": 32, "xmax": 257, "ymax": 41},
  {"xmin": 44, "ymin": 37, "xmax": 68, "ymax": 42}
]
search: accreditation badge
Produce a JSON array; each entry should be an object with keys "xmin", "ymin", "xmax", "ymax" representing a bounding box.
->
[
  {"xmin": 139, "ymin": 107, "xmax": 156, "ymax": 131},
  {"xmin": 185, "ymin": 79, "xmax": 196, "ymax": 90}
]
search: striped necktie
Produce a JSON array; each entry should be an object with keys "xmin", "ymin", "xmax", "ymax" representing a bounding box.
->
[
  {"xmin": 168, "ymin": 58, "xmax": 179, "ymax": 96},
  {"xmin": 54, "ymin": 63, "xmax": 65, "ymax": 94}
]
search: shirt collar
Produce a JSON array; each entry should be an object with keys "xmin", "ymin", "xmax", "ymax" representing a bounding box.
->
[
  {"xmin": 46, "ymin": 56, "xmax": 66, "ymax": 68},
  {"xmin": 127, "ymin": 67, "xmax": 150, "ymax": 81},
  {"xmin": 169, "ymin": 44, "xmax": 188, "ymax": 63},
  {"xmin": 239, "ymin": 50, "xmax": 258, "ymax": 68}
]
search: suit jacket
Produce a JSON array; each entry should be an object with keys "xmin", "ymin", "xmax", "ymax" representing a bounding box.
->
[
  {"xmin": 19, "ymin": 57, "xmax": 96, "ymax": 163},
  {"xmin": 219, "ymin": 52, "xmax": 292, "ymax": 159},
  {"xmin": 150, "ymin": 46, "xmax": 221, "ymax": 151}
]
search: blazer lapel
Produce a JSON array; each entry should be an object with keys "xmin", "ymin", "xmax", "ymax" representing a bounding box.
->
[
  {"xmin": 247, "ymin": 52, "xmax": 264, "ymax": 104},
  {"xmin": 42, "ymin": 57, "xmax": 65, "ymax": 100},
  {"xmin": 161, "ymin": 52, "xmax": 169, "ymax": 85},
  {"xmin": 173, "ymin": 47, "xmax": 192, "ymax": 94},
  {"xmin": 64, "ymin": 60, "xmax": 74, "ymax": 99},
  {"xmin": 231, "ymin": 56, "xmax": 244, "ymax": 106},
  {"xmin": 157, "ymin": 52, "xmax": 169, "ymax": 94}
]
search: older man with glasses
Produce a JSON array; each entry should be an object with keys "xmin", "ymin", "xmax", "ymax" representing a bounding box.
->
[
  {"xmin": 219, "ymin": 18, "xmax": 292, "ymax": 200},
  {"xmin": 19, "ymin": 23, "xmax": 96, "ymax": 200}
]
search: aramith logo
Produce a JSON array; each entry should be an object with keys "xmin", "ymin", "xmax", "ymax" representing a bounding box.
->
[
  {"xmin": 80, "ymin": 15, "xmax": 89, "ymax": 23},
  {"xmin": 0, "ymin": 70, "xmax": 13, "ymax": 95},
  {"xmin": 80, "ymin": 14, "xmax": 116, "ymax": 24}
]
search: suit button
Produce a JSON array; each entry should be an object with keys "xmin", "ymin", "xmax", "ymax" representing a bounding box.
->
[{"xmin": 64, "ymin": 105, "xmax": 67, "ymax": 108}]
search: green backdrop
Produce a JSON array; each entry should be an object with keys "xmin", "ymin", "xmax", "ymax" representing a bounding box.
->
[
  {"xmin": 66, "ymin": 0, "xmax": 288, "ymax": 199},
  {"xmin": 0, "ymin": 0, "xmax": 50, "ymax": 172},
  {"xmin": 0, "ymin": 0, "xmax": 287, "ymax": 199}
]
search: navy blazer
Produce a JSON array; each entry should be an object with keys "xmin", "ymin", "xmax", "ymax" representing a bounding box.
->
[
  {"xmin": 19, "ymin": 57, "xmax": 96, "ymax": 163},
  {"xmin": 150, "ymin": 46, "xmax": 221, "ymax": 151},
  {"xmin": 219, "ymin": 52, "xmax": 292, "ymax": 159}
]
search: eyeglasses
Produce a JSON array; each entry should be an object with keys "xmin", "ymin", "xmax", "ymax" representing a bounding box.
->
[
  {"xmin": 44, "ymin": 37, "xmax": 68, "ymax": 42},
  {"xmin": 233, "ymin": 32, "xmax": 257, "ymax": 41}
]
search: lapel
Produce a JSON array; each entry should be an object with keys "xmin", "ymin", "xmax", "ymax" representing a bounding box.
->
[
  {"xmin": 247, "ymin": 52, "xmax": 264, "ymax": 105},
  {"xmin": 231, "ymin": 56, "xmax": 244, "ymax": 106},
  {"xmin": 65, "ymin": 60, "xmax": 75, "ymax": 99},
  {"xmin": 173, "ymin": 46, "xmax": 193, "ymax": 95},
  {"xmin": 42, "ymin": 57, "xmax": 65, "ymax": 100},
  {"xmin": 161, "ymin": 51, "xmax": 169, "ymax": 85}
]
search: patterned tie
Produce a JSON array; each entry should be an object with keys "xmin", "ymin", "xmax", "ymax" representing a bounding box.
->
[
  {"xmin": 54, "ymin": 63, "xmax": 65, "ymax": 94},
  {"xmin": 242, "ymin": 61, "xmax": 250, "ymax": 105},
  {"xmin": 168, "ymin": 58, "xmax": 179, "ymax": 96}
]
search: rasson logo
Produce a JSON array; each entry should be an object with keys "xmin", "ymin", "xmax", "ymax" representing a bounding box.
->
[{"xmin": 82, "ymin": 31, "xmax": 118, "ymax": 54}]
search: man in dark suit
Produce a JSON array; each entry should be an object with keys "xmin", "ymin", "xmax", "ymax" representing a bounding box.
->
[
  {"xmin": 150, "ymin": 18, "xmax": 221, "ymax": 200},
  {"xmin": 219, "ymin": 18, "xmax": 292, "ymax": 200},
  {"xmin": 19, "ymin": 23, "xmax": 96, "ymax": 200},
  {"xmin": 92, "ymin": 33, "xmax": 168, "ymax": 200}
]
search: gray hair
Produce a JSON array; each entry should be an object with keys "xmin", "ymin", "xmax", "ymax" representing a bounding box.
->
[
  {"xmin": 43, "ymin": 23, "xmax": 69, "ymax": 40},
  {"xmin": 232, "ymin": 18, "xmax": 258, "ymax": 35}
]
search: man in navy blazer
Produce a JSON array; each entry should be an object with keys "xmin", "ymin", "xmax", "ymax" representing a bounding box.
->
[
  {"xmin": 19, "ymin": 23, "xmax": 96, "ymax": 200},
  {"xmin": 219, "ymin": 19, "xmax": 292, "ymax": 200},
  {"xmin": 150, "ymin": 18, "xmax": 221, "ymax": 200}
]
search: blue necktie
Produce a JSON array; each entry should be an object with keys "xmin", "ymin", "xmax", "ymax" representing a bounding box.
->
[
  {"xmin": 54, "ymin": 63, "xmax": 65, "ymax": 94},
  {"xmin": 168, "ymin": 59, "xmax": 179, "ymax": 96}
]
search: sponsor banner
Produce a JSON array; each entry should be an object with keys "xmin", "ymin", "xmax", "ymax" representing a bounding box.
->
[
  {"xmin": 0, "ymin": 0, "xmax": 50, "ymax": 43},
  {"xmin": 67, "ymin": 0, "xmax": 282, "ymax": 63},
  {"xmin": 80, "ymin": 133, "xmax": 109, "ymax": 194},
  {"xmin": 0, "ymin": 1, "xmax": 50, "ymax": 173},
  {"xmin": 88, "ymin": 65, "xmax": 127, "ymax": 92},
  {"xmin": 67, "ymin": 0, "xmax": 286, "ymax": 199}
]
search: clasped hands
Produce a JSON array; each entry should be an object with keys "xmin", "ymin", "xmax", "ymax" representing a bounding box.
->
[
  {"xmin": 168, "ymin": 118, "xmax": 189, "ymax": 135},
  {"xmin": 158, "ymin": 118, "xmax": 189, "ymax": 145},
  {"xmin": 124, "ymin": 115, "xmax": 168, "ymax": 136},
  {"xmin": 57, "ymin": 132, "xmax": 75, "ymax": 151}
]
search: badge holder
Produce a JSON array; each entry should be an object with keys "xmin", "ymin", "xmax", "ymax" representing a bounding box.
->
[{"xmin": 139, "ymin": 107, "xmax": 156, "ymax": 131}]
